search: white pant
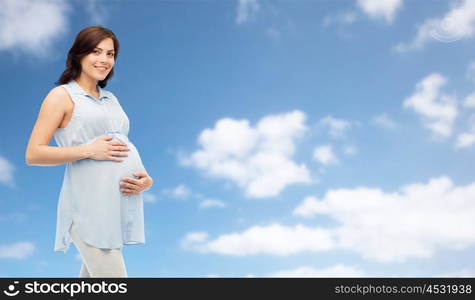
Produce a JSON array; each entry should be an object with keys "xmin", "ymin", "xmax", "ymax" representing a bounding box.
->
[{"xmin": 69, "ymin": 223, "xmax": 128, "ymax": 278}]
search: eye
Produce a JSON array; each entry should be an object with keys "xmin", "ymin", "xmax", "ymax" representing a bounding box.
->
[
  {"xmin": 107, "ymin": 53, "xmax": 114, "ymax": 57},
  {"xmin": 93, "ymin": 49, "xmax": 100, "ymax": 54}
]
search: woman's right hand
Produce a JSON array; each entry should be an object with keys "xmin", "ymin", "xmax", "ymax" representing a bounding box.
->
[{"xmin": 86, "ymin": 136, "xmax": 129, "ymax": 162}]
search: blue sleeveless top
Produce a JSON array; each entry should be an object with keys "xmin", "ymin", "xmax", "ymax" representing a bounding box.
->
[{"xmin": 53, "ymin": 79, "xmax": 146, "ymax": 252}]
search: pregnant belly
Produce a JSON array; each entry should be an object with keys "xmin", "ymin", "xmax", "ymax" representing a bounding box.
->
[
  {"xmin": 95, "ymin": 141, "xmax": 145, "ymax": 178},
  {"xmin": 69, "ymin": 138, "xmax": 146, "ymax": 192},
  {"xmin": 66, "ymin": 134, "xmax": 144, "ymax": 223}
]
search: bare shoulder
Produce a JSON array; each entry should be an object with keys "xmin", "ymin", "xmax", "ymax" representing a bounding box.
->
[
  {"xmin": 47, "ymin": 85, "xmax": 69, "ymax": 101},
  {"xmin": 26, "ymin": 85, "xmax": 71, "ymax": 150},
  {"xmin": 42, "ymin": 85, "xmax": 72, "ymax": 110},
  {"xmin": 36, "ymin": 85, "xmax": 72, "ymax": 126}
]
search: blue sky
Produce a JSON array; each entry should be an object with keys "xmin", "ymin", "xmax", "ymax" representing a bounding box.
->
[{"xmin": 1, "ymin": 0, "xmax": 475, "ymax": 277}]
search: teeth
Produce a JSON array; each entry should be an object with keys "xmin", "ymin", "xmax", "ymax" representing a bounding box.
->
[{"xmin": 95, "ymin": 66, "xmax": 107, "ymax": 70}]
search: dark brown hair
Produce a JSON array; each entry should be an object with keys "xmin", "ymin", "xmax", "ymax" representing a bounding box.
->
[{"xmin": 56, "ymin": 25, "xmax": 120, "ymax": 88}]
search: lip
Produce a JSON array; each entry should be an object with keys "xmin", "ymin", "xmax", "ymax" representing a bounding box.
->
[{"xmin": 94, "ymin": 66, "xmax": 108, "ymax": 72}]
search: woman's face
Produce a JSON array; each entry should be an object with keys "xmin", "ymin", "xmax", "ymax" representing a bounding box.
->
[{"xmin": 80, "ymin": 37, "xmax": 115, "ymax": 82}]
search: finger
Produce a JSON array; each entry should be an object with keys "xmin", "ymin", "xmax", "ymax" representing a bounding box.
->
[
  {"xmin": 121, "ymin": 185, "xmax": 139, "ymax": 192},
  {"xmin": 109, "ymin": 156, "xmax": 124, "ymax": 162},
  {"xmin": 120, "ymin": 188, "xmax": 139, "ymax": 194},
  {"xmin": 119, "ymin": 181, "xmax": 135, "ymax": 189},
  {"xmin": 133, "ymin": 172, "xmax": 147, "ymax": 177},
  {"xmin": 122, "ymin": 177, "xmax": 139, "ymax": 184},
  {"xmin": 111, "ymin": 142, "xmax": 128, "ymax": 146},
  {"xmin": 112, "ymin": 151, "xmax": 129, "ymax": 157},
  {"xmin": 119, "ymin": 180, "xmax": 139, "ymax": 188},
  {"xmin": 112, "ymin": 146, "xmax": 129, "ymax": 151}
]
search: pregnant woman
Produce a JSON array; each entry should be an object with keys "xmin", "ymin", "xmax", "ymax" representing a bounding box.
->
[{"xmin": 25, "ymin": 26, "xmax": 153, "ymax": 277}]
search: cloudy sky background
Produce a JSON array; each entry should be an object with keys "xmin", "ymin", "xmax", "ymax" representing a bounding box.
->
[{"xmin": 1, "ymin": 0, "xmax": 475, "ymax": 277}]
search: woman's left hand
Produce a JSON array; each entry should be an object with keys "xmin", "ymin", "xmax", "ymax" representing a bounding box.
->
[{"xmin": 119, "ymin": 172, "xmax": 154, "ymax": 196}]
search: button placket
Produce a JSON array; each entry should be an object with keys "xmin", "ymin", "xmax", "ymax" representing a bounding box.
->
[{"xmin": 90, "ymin": 96, "xmax": 113, "ymax": 133}]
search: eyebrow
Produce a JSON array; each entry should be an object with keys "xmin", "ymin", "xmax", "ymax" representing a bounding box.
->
[{"xmin": 95, "ymin": 47, "xmax": 115, "ymax": 52}]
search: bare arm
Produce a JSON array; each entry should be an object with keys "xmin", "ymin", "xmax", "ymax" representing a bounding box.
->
[{"xmin": 25, "ymin": 86, "xmax": 92, "ymax": 166}]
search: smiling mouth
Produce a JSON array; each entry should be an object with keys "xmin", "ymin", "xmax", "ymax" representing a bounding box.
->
[{"xmin": 95, "ymin": 66, "xmax": 108, "ymax": 71}]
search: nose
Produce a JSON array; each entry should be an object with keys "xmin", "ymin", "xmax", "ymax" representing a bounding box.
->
[
  {"xmin": 99, "ymin": 53, "xmax": 108, "ymax": 63},
  {"xmin": 99, "ymin": 53, "xmax": 113, "ymax": 64}
]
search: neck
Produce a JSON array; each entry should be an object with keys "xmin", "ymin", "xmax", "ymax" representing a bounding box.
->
[{"xmin": 75, "ymin": 74, "xmax": 99, "ymax": 95}]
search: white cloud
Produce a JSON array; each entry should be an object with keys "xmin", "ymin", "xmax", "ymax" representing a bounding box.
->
[
  {"xmin": 356, "ymin": 0, "xmax": 403, "ymax": 24},
  {"xmin": 456, "ymin": 114, "xmax": 475, "ymax": 148},
  {"xmin": 0, "ymin": 154, "xmax": 16, "ymax": 188},
  {"xmin": 266, "ymin": 27, "xmax": 281, "ymax": 42},
  {"xmin": 293, "ymin": 176, "xmax": 475, "ymax": 263},
  {"xmin": 464, "ymin": 92, "xmax": 475, "ymax": 108},
  {"xmin": 142, "ymin": 192, "xmax": 158, "ymax": 203},
  {"xmin": 0, "ymin": 0, "xmax": 70, "ymax": 57},
  {"xmin": 395, "ymin": 0, "xmax": 475, "ymax": 52},
  {"xmin": 464, "ymin": 61, "xmax": 475, "ymax": 107},
  {"xmin": 319, "ymin": 115, "xmax": 353, "ymax": 138},
  {"xmin": 199, "ymin": 198, "xmax": 227, "ymax": 209},
  {"xmin": 162, "ymin": 185, "xmax": 228, "ymax": 208},
  {"xmin": 313, "ymin": 145, "xmax": 339, "ymax": 166},
  {"xmin": 181, "ymin": 223, "xmax": 334, "ymax": 256},
  {"xmin": 323, "ymin": 11, "xmax": 358, "ymax": 27},
  {"xmin": 184, "ymin": 176, "xmax": 475, "ymax": 263},
  {"xmin": 372, "ymin": 113, "xmax": 398, "ymax": 130},
  {"xmin": 166, "ymin": 184, "xmax": 191, "ymax": 199},
  {"xmin": 456, "ymin": 132, "xmax": 475, "ymax": 148},
  {"xmin": 437, "ymin": 269, "xmax": 475, "ymax": 277},
  {"xmin": 269, "ymin": 264, "xmax": 365, "ymax": 277},
  {"xmin": 179, "ymin": 110, "xmax": 312, "ymax": 198},
  {"xmin": 181, "ymin": 232, "xmax": 209, "ymax": 251},
  {"xmin": 466, "ymin": 60, "xmax": 475, "ymax": 84},
  {"xmin": 84, "ymin": 0, "xmax": 109, "ymax": 25},
  {"xmin": 403, "ymin": 73, "xmax": 458, "ymax": 138},
  {"xmin": 324, "ymin": 0, "xmax": 402, "ymax": 29},
  {"xmin": 292, "ymin": 196, "xmax": 321, "ymax": 219},
  {"xmin": 236, "ymin": 0, "xmax": 260, "ymax": 25},
  {"xmin": 0, "ymin": 242, "xmax": 35, "ymax": 259},
  {"xmin": 0, "ymin": 212, "xmax": 27, "ymax": 222},
  {"xmin": 457, "ymin": 63, "xmax": 475, "ymax": 148},
  {"xmin": 343, "ymin": 145, "xmax": 357, "ymax": 156}
]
